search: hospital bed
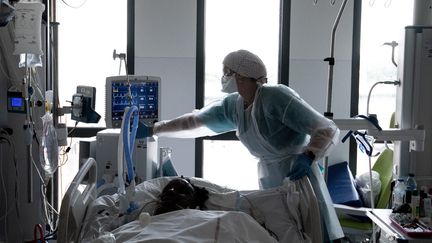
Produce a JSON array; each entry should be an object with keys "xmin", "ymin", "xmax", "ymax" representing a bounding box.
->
[{"xmin": 58, "ymin": 158, "xmax": 322, "ymax": 243}]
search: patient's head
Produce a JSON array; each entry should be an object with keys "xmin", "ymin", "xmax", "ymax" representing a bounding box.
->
[{"xmin": 154, "ymin": 177, "xmax": 209, "ymax": 215}]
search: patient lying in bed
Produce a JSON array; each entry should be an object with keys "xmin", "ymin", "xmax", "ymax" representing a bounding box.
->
[
  {"xmin": 78, "ymin": 176, "xmax": 321, "ymax": 243},
  {"xmin": 153, "ymin": 177, "xmax": 209, "ymax": 215}
]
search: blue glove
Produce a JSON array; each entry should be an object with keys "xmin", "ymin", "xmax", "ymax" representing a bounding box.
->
[
  {"xmin": 287, "ymin": 153, "xmax": 313, "ymax": 181},
  {"xmin": 136, "ymin": 122, "xmax": 154, "ymax": 138}
]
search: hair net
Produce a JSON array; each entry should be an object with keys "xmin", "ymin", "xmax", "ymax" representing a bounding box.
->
[{"xmin": 223, "ymin": 50, "xmax": 267, "ymax": 81}]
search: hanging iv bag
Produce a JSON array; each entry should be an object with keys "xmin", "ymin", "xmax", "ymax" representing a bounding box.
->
[
  {"xmin": 40, "ymin": 112, "xmax": 59, "ymax": 182},
  {"xmin": 13, "ymin": 1, "xmax": 45, "ymax": 55}
]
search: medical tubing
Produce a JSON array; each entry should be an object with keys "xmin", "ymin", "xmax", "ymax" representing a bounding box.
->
[
  {"xmin": 366, "ymin": 80, "xmax": 400, "ymax": 115},
  {"xmin": 125, "ymin": 106, "xmax": 139, "ymax": 183},
  {"xmin": 118, "ymin": 117, "xmax": 126, "ymax": 194},
  {"xmin": 122, "ymin": 106, "xmax": 139, "ymax": 184},
  {"xmin": 122, "ymin": 108, "xmax": 133, "ymax": 183},
  {"xmin": 24, "ymin": 67, "xmax": 35, "ymax": 203}
]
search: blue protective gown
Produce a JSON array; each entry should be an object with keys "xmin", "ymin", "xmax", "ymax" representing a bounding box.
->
[{"xmin": 196, "ymin": 84, "xmax": 344, "ymax": 241}]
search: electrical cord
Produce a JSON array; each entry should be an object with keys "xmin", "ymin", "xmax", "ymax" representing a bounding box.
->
[
  {"xmin": 0, "ymin": 129, "xmax": 22, "ymax": 242},
  {"xmin": 0, "ymin": 144, "xmax": 8, "ymax": 242},
  {"xmin": 59, "ymin": 121, "xmax": 78, "ymax": 167},
  {"xmin": 0, "ymin": 130, "xmax": 20, "ymax": 207},
  {"xmin": 41, "ymin": 183, "xmax": 59, "ymax": 232}
]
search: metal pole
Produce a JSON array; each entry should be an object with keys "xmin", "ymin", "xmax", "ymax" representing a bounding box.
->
[
  {"xmin": 325, "ymin": 0, "xmax": 349, "ymax": 114},
  {"xmin": 323, "ymin": 0, "xmax": 349, "ymax": 182},
  {"xmin": 51, "ymin": 0, "xmax": 59, "ymax": 127},
  {"xmin": 45, "ymin": 0, "xmax": 51, "ymax": 91},
  {"xmin": 48, "ymin": 0, "xmax": 60, "ymax": 223},
  {"xmin": 24, "ymin": 58, "xmax": 34, "ymax": 203}
]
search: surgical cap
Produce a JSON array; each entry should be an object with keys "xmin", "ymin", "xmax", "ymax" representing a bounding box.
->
[{"xmin": 223, "ymin": 50, "xmax": 267, "ymax": 80}]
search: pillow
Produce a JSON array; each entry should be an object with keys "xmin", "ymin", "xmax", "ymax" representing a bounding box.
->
[{"xmin": 327, "ymin": 161, "xmax": 363, "ymax": 207}]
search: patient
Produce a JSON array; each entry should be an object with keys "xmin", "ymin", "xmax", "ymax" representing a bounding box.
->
[{"xmin": 153, "ymin": 176, "xmax": 209, "ymax": 215}]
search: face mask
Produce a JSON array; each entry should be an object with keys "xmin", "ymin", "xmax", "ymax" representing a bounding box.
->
[{"xmin": 221, "ymin": 75, "xmax": 238, "ymax": 93}]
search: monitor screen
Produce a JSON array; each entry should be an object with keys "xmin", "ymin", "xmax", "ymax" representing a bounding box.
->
[
  {"xmin": 106, "ymin": 76, "xmax": 160, "ymax": 128},
  {"xmin": 11, "ymin": 97, "xmax": 23, "ymax": 107}
]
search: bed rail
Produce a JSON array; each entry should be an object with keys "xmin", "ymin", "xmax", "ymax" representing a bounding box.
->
[{"xmin": 58, "ymin": 157, "xmax": 97, "ymax": 243}]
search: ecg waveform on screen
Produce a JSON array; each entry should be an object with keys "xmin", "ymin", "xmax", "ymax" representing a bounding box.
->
[{"xmin": 111, "ymin": 81, "xmax": 158, "ymax": 120}]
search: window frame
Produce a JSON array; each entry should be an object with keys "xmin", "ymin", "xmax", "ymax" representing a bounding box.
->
[{"xmin": 194, "ymin": 0, "xmax": 291, "ymax": 177}]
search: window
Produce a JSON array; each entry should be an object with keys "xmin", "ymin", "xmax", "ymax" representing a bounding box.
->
[
  {"xmin": 202, "ymin": 0, "xmax": 281, "ymax": 190},
  {"xmin": 56, "ymin": 0, "xmax": 127, "ymax": 200},
  {"xmin": 57, "ymin": 0, "xmax": 127, "ymax": 128},
  {"xmin": 356, "ymin": 0, "xmax": 413, "ymax": 175}
]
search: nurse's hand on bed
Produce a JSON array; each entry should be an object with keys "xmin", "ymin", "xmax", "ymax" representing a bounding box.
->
[
  {"xmin": 287, "ymin": 153, "xmax": 313, "ymax": 181},
  {"xmin": 136, "ymin": 121, "xmax": 154, "ymax": 138}
]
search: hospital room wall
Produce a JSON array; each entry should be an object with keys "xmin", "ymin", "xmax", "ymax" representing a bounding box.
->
[
  {"xmin": 134, "ymin": 0, "xmax": 197, "ymax": 176},
  {"xmin": 133, "ymin": 0, "xmax": 353, "ymax": 176},
  {"xmin": 289, "ymin": 0, "xmax": 354, "ymax": 166},
  {"xmin": 0, "ymin": 27, "xmax": 44, "ymax": 242}
]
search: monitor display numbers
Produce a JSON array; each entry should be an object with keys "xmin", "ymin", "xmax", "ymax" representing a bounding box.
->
[{"xmin": 111, "ymin": 81, "xmax": 158, "ymax": 121}]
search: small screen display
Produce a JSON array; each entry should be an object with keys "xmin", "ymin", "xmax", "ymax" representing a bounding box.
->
[
  {"xmin": 11, "ymin": 97, "xmax": 23, "ymax": 107},
  {"xmin": 111, "ymin": 81, "xmax": 158, "ymax": 121},
  {"xmin": 7, "ymin": 96, "xmax": 25, "ymax": 113}
]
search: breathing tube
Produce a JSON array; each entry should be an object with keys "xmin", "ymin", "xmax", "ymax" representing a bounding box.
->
[
  {"xmin": 117, "ymin": 106, "xmax": 139, "ymax": 194},
  {"xmin": 123, "ymin": 106, "xmax": 139, "ymax": 184}
]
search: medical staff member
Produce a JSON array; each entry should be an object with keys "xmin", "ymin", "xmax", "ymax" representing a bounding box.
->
[{"xmin": 152, "ymin": 49, "xmax": 344, "ymax": 241}]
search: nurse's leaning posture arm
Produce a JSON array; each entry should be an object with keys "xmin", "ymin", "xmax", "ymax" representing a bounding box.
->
[{"xmin": 152, "ymin": 50, "xmax": 344, "ymax": 242}]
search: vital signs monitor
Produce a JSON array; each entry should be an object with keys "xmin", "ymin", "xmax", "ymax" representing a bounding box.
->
[{"xmin": 105, "ymin": 75, "xmax": 160, "ymax": 128}]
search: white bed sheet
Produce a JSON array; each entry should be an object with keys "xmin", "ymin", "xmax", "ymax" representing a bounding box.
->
[
  {"xmin": 78, "ymin": 176, "xmax": 321, "ymax": 243},
  {"xmin": 110, "ymin": 209, "xmax": 278, "ymax": 243}
]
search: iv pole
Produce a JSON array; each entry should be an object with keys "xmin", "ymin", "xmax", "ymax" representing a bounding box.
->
[
  {"xmin": 323, "ymin": 0, "xmax": 349, "ymax": 182},
  {"xmin": 322, "ymin": 2, "xmax": 383, "ymax": 242}
]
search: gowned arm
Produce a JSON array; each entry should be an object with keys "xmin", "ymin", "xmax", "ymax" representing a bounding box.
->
[
  {"xmin": 281, "ymin": 96, "xmax": 340, "ymax": 160},
  {"xmin": 305, "ymin": 120, "xmax": 340, "ymax": 160},
  {"xmin": 154, "ymin": 95, "xmax": 238, "ymax": 138},
  {"xmin": 154, "ymin": 112, "xmax": 218, "ymax": 138}
]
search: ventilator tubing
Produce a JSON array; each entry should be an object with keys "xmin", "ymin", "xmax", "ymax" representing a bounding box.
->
[{"xmin": 117, "ymin": 106, "xmax": 139, "ymax": 195}]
